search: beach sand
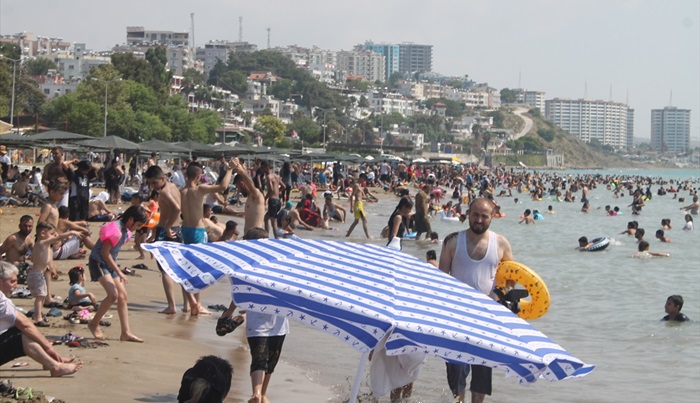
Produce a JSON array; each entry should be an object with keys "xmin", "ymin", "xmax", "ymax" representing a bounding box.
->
[{"xmin": 0, "ymin": 204, "xmax": 335, "ymax": 402}]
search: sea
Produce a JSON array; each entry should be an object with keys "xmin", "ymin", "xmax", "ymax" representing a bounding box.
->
[{"xmin": 213, "ymin": 168, "xmax": 700, "ymax": 403}]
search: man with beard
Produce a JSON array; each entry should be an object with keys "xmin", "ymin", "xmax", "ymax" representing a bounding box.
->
[
  {"xmin": 0, "ymin": 215, "xmax": 34, "ymax": 264},
  {"xmin": 438, "ymin": 197, "xmax": 514, "ymax": 403}
]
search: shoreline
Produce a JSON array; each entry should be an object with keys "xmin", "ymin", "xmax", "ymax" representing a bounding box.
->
[{"xmin": 0, "ymin": 207, "xmax": 335, "ymax": 402}]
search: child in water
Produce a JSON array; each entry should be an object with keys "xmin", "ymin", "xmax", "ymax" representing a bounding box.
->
[
  {"xmin": 655, "ymin": 230, "xmax": 671, "ymax": 243},
  {"xmin": 634, "ymin": 241, "xmax": 670, "ymax": 258},
  {"xmin": 662, "ymin": 295, "xmax": 689, "ymax": 322}
]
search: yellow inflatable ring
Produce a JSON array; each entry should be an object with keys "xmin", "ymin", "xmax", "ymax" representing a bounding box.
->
[{"xmin": 495, "ymin": 261, "xmax": 550, "ymax": 320}]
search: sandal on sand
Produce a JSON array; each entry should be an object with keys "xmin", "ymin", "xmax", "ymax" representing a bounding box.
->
[
  {"xmin": 216, "ymin": 315, "xmax": 244, "ymax": 336},
  {"xmin": 34, "ymin": 321, "xmax": 50, "ymax": 328},
  {"xmin": 131, "ymin": 263, "xmax": 149, "ymax": 270}
]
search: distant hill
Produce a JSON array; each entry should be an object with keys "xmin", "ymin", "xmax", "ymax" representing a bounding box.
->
[{"xmin": 500, "ymin": 109, "xmax": 638, "ymax": 168}]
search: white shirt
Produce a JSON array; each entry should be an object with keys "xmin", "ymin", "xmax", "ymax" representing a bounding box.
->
[
  {"xmin": 245, "ymin": 311, "xmax": 289, "ymax": 338},
  {"xmin": 170, "ymin": 170, "xmax": 186, "ymax": 189},
  {"xmin": 0, "ymin": 154, "xmax": 11, "ymax": 165},
  {"xmin": 0, "ymin": 291, "xmax": 18, "ymax": 335}
]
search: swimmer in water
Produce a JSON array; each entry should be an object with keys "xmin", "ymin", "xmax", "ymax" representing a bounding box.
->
[
  {"xmin": 634, "ymin": 241, "xmax": 670, "ymax": 257},
  {"xmin": 577, "ymin": 236, "xmax": 593, "ymax": 251},
  {"xmin": 662, "ymin": 295, "xmax": 689, "ymax": 322},
  {"xmin": 519, "ymin": 209, "xmax": 534, "ymax": 224},
  {"xmin": 655, "ymin": 229, "xmax": 671, "ymax": 243}
]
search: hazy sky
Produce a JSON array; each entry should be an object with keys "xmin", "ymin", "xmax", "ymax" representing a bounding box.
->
[{"xmin": 2, "ymin": 0, "xmax": 699, "ymax": 139}]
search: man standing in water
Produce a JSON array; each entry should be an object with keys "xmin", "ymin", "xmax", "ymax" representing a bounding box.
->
[
  {"xmin": 261, "ymin": 161, "xmax": 286, "ymax": 238},
  {"xmin": 439, "ymin": 198, "xmax": 514, "ymax": 403}
]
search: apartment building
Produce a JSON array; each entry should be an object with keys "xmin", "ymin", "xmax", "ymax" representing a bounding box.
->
[
  {"xmin": 398, "ymin": 43, "xmax": 433, "ymax": 74},
  {"xmin": 511, "ymin": 89, "xmax": 546, "ymax": 111},
  {"xmin": 545, "ymin": 98, "xmax": 633, "ymax": 150},
  {"xmin": 366, "ymin": 90, "xmax": 415, "ymax": 116},
  {"xmin": 651, "ymin": 106, "xmax": 691, "ymax": 153},
  {"xmin": 336, "ymin": 49, "xmax": 385, "ymax": 83},
  {"xmin": 0, "ymin": 32, "xmax": 70, "ymax": 58},
  {"xmin": 363, "ymin": 41, "xmax": 400, "ymax": 81}
]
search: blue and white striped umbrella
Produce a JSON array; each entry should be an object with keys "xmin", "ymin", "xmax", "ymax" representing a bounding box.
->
[{"xmin": 143, "ymin": 238, "xmax": 594, "ymax": 385}]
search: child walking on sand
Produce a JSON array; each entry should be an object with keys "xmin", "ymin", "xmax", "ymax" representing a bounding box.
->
[
  {"xmin": 29, "ymin": 222, "xmax": 80, "ymax": 325},
  {"xmin": 88, "ymin": 205, "xmax": 149, "ymax": 342}
]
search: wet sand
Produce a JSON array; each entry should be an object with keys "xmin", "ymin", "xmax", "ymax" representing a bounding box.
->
[{"xmin": 0, "ymin": 204, "xmax": 333, "ymax": 402}]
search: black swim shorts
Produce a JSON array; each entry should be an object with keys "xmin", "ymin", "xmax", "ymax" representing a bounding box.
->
[{"xmin": 248, "ymin": 335, "xmax": 286, "ymax": 374}]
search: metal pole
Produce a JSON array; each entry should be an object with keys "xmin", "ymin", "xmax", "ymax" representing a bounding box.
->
[
  {"xmin": 103, "ymin": 83, "xmax": 108, "ymax": 137},
  {"xmin": 10, "ymin": 58, "xmax": 16, "ymax": 127},
  {"xmin": 323, "ymin": 109, "xmax": 327, "ymax": 146}
]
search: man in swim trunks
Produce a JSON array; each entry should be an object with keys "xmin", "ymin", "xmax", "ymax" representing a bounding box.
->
[
  {"xmin": 680, "ymin": 194, "xmax": 699, "ymax": 215},
  {"xmin": 345, "ymin": 173, "xmax": 371, "ymax": 238},
  {"xmin": 145, "ymin": 165, "xmax": 186, "ymax": 315},
  {"xmin": 439, "ymin": 198, "xmax": 514, "ymax": 403},
  {"xmin": 180, "ymin": 161, "xmax": 233, "ymax": 314},
  {"xmin": 261, "ymin": 160, "xmax": 286, "ymax": 238},
  {"xmin": 0, "ymin": 215, "xmax": 34, "ymax": 265}
]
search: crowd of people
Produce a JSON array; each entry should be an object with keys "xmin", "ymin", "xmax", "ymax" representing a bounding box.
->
[{"xmin": 1, "ymin": 142, "xmax": 698, "ymax": 402}]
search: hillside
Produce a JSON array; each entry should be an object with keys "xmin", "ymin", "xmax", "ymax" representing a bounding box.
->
[{"xmin": 497, "ymin": 109, "xmax": 639, "ymax": 169}]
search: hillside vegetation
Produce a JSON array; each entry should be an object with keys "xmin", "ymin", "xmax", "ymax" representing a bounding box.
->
[{"xmin": 496, "ymin": 108, "xmax": 635, "ymax": 168}]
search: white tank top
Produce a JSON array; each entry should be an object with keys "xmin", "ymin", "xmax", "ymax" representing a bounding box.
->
[{"xmin": 450, "ymin": 230, "xmax": 500, "ymax": 296}]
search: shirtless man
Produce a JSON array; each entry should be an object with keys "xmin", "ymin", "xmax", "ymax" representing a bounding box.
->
[
  {"xmin": 345, "ymin": 173, "xmax": 371, "ymax": 238},
  {"xmin": 261, "ymin": 161, "xmax": 286, "ymax": 238},
  {"xmin": 203, "ymin": 205, "xmax": 225, "ymax": 242},
  {"xmin": 42, "ymin": 147, "xmax": 76, "ymax": 208},
  {"xmin": 0, "ymin": 215, "xmax": 34, "ymax": 264},
  {"xmin": 180, "ymin": 161, "xmax": 233, "ymax": 315},
  {"xmin": 680, "ymin": 194, "xmax": 699, "ymax": 215},
  {"xmin": 87, "ymin": 199, "xmax": 116, "ymax": 221},
  {"xmin": 11, "ymin": 172, "xmax": 32, "ymax": 202},
  {"xmin": 144, "ymin": 165, "xmax": 184, "ymax": 315},
  {"xmin": 230, "ymin": 158, "xmax": 265, "ymax": 234}
]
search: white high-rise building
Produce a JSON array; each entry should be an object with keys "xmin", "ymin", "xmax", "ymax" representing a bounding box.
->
[
  {"xmin": 545, "ymin": 98, "xmax": 633, "ymax": 150},
  {"xmin": 651, "ymin": 106, "xmax": 691, "ymax": 153},
  {"xmin": 336, "ymin": 49, "xmax": 385, "ymax": 83}
]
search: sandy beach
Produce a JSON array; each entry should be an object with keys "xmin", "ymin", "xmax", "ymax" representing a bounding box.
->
[{"xmin": 0, "ymin": 203, "xmax": 334, "ymax": 403}]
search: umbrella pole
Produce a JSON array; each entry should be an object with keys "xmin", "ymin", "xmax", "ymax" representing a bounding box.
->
[{"xmin": 349, "ymin": 351, "xmax": 368, "ymax": 403}]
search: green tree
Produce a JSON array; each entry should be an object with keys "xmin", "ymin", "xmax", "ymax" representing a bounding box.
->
[
  {"xmin": 358, "ymin": 95, "xmax": 370, "ymax": 108},
  {"xmin": 500, "ymin": 88, "xmax": 517, "ymax": 103},
  {"xmin": 253, "ymin": 115, "xmax": 286, "ymax": 145},
  {"xmin": 269, "ymin": 78, "xmax": 293, "ymax": 101},
  {"xmin": 287, "ymin": 116, "xmax": 321, "ymax": 144},
  {"xmin": 217, "ymin": 70, "xmax": 248, "ymax": 95},
  {"xmin": 23, "ymin": 58, "xmax": 58, "ymax": 76}
]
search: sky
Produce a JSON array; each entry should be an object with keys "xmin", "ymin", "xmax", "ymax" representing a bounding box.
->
[{"xmin": 2, "ymin": 0, "xmax": 699, "ymax": 140}]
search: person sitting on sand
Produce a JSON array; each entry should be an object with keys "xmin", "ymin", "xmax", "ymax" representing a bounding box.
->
[
  {"xmin": 662, "ymin": 295, "xmax": 689, "ymax": 322},
  {"xmin": 87, "ymin": 205, "xmax": 148, "ymax": 343},
  {"xmin": 655, "ymin": 229, "xmax": 671, "ymax": 243},
  {"xmin": 634, "ymin": 241, "xmax": 670, "ymax": 258},
  {"xmin": 0, "ymin": 262, "xmax": 83, "ymax": 377},
  {"xmin": 66, "ymin": 265, "xmax": 97, "ymax": 310},
  {"xmin": 87, "ymin": 198, "xmax": 116, "ymax": 222},
  {"xmin": 177, "ymin": 355, "xmax": 233, "ymax": 403}
]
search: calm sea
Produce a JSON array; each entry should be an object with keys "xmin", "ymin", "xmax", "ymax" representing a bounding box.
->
[{"xmin": 216, "ymin": 168, "xmax": 700, "ymax": 402}]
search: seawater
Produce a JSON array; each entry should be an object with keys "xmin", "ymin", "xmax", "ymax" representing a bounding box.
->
[{"xmin": 220, "ymin": 169, "xmax": 700, "ymax": 402}]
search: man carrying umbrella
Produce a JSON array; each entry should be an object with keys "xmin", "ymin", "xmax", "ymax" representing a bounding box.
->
[{"xmin": 439, "ymin": 197, "xmax": 514, "ymax": 403}]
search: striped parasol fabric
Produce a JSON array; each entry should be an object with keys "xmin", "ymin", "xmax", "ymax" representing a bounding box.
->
[{"xmin": 143, "ymin": 238, "xmax": 594, "ymax": 385}]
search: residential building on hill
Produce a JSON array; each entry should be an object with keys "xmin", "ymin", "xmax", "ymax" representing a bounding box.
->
[
  {"xmin": 0, "ymin": 32, "xmax": 70, "ymax": 58},
  {"xmin": 651, "ymin": 106, "xmax": 691, "ymax": 153},
  {"xmin": 511, "ymin": 88, "xmax": 546, "ymax": 111},
  {"xmin": 545, "ymin": 98, "xmax": 633, "ymax": 150},
  {"xmin": 398, "ymin": 43, "xmax": 433, "ymax": 74},
  {"xmin": 126, "ymin": 26, "xmax": 188, "ymax": 47},
  {"xmin": 336, "ymin": 48, "xmax": 385, "ymax": 83},
  {"xmin": 363, "ymin": 41, "xmax": 400, "ymax": 81}
]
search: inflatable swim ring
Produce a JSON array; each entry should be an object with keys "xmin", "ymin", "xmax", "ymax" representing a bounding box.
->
[
  {"xmin": 495, "ymin": 261, "xmax": 550, "ymax": 320},
  {"xmin": 440, "ymin": 211, "xmax": 460, "ymax": 222},
  {"xmin": 586, "ymin": 237, "xmax": 610, "ymax": 252},
  {"xmin": 144, "ymin": 211, "xmax": 160, "ymax": 229}
]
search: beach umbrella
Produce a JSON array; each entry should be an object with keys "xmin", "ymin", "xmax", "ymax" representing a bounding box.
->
[
  {"xmin": 26, "ymin": 130, "xmax": 93, "ymax": 142},
  {"xmin": 77, "ymin": 135, "xmax": 141, "ymax": 151},
  {"xmin": 143, "ymin": 239, "xmax": 594, "ymax": 401},
  {"xmin": 137, "ymin": 139, "xmax": 189, "ymax": 153}
]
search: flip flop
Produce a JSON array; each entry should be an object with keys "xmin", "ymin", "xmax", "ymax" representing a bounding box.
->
[
  {"xmin": 131, "ymin": 263, "xmax": 149, "ymax": 270},
  {"xmin": 34, "ymin": 321, "xmax": 50, "ymax": 328},
  {"xmin": 215, "ymin": 315, "xmax": 244, "ymax": 336},
  {"xmin": 12, "ymin": 362, "xmax": 29, "ymax": 368}
]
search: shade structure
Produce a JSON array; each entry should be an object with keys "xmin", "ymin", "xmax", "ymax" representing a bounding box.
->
[
  {"xmin": 137, "ymin": 139, "xmax": 189, "ymax": 153},
  {"xmin": 174, "ymin": 140, "xmax": 213, "ymax": 153},
  {"xmin": 26, "ymin": 130, "xmax": 93, "ymax": 142},
  {"xmin": 143, "ymin": 238, "xmax": 594, "ymax": 388},
  {"xmin": 78, "ymin": 135, "xmax": 141, "ymax": 151}
]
